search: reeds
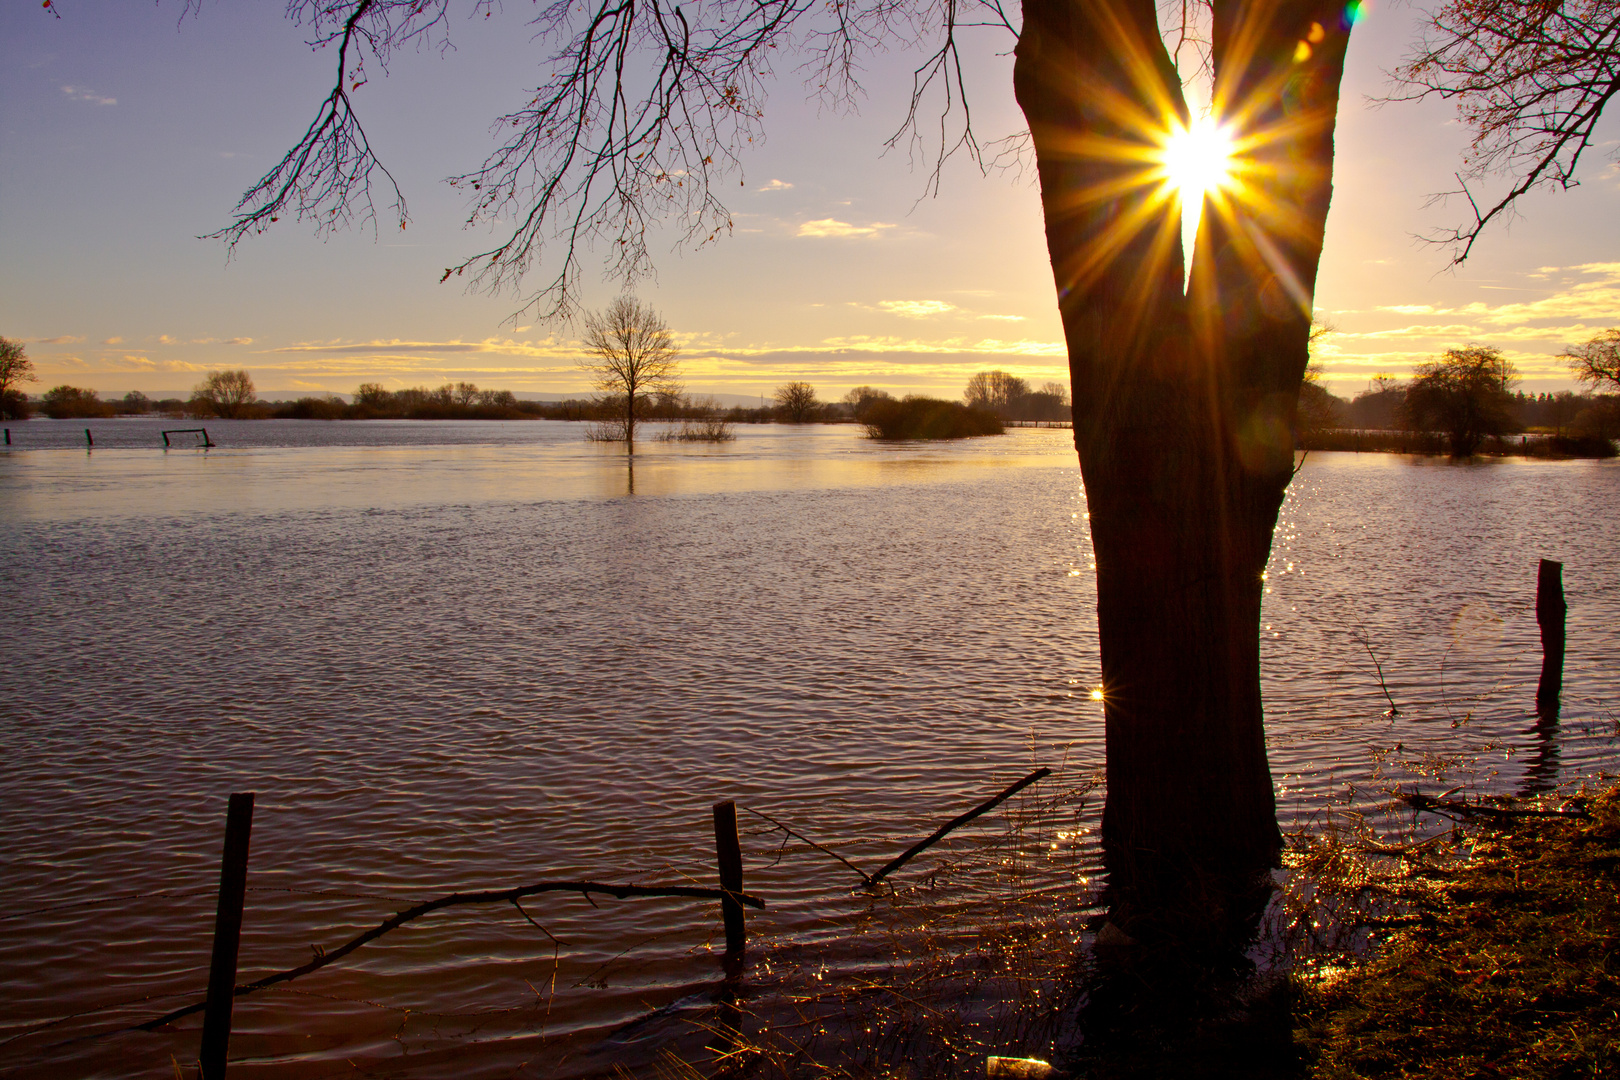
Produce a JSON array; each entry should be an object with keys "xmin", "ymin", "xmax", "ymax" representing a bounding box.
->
[{"xmin": 656, "ymin": 416, "xmax": 738, "ymax": 442}]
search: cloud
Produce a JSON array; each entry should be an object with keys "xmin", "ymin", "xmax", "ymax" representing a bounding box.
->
[
  {"xmin": 878, "ymin": 300, "xmax": 956, "ymax": 318},
  {"xmin": 268, "ymin": 338, "xmax": 585, "ymax": 369},
  {"xmin": 758, "ymin": 179, "xmax": 794, "ymax": 192},
  {"xmin": 796, "ymin": 218, "xmax": 894, "ymax": 238},
  {"xmin": 810, "ymin": 335, "xmax": 1066, "ymax": 356},
  {"xmin": 62, "ymin": 85, "xmax": 116, "ymax": 106},
  {"xmin": 224, "ymin": 337, "xmax": 253, "ymax": 346},
  {"xmin": 102, "ymin": 336, "xmax": 123, "ymax": 345},
  {"xmin": 978, "ymin": 314, "xmax": 1027, "ymax": 322},
  {"xmin": 29, "ymin": 335, "xmax": 85, "ymax": 345}
]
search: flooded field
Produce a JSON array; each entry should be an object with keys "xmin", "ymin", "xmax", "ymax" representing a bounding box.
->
[{"xmin": 2, "ymin": 420, "xmax": 1616, "ymax": 1076}]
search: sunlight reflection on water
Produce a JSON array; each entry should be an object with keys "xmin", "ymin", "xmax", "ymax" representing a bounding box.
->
[{"xmin": 1, "ymin": 424, "xmax": 1616, "ymax": 1077}]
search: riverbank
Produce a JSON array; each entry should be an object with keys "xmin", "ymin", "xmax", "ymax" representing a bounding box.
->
[
  {"xmin": 643, "ymin": 781, "xmax": 1620, "ymax": 1079},
  {"xmin": 1301, "ymin": 428, "xmax": 1617, "ymax": 458},
  {"xmin": 1297, "ymin": 782, "xmax": 1620, "ymax": 1078}
]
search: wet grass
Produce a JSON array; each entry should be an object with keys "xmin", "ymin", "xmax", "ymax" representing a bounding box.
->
[
  {"xmin": 1296, "ymin": 782, "xmax": 1620, "ymax": 1079},
  {"xmin": 633, "ymin": 779, "xmax": 1620, "ymax": 1080}
]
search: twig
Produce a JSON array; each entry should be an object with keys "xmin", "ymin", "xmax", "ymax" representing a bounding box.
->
[
  {"xmin": 1352, "ymin": 628, "xmax": 1401, "ymax": 717},
  {"xmin": 866, "ymin": 768, "xmax": 1052, "ymax": 888},
  {"xmin": 135, "ymin": 878, "xmax": 763, "ymax": 1031},
  {"xmin": 1402, "ymin": 792, "xmax": 1591, "ymax": 823},
  {"xmin": 742, "ymin": 807, "xmax": 873, "ymax": 886}
]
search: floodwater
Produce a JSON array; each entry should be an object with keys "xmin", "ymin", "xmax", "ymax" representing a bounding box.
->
[{"xmin": 2, "ymin": 418, "xmax": 1617, "ymax": 1077}]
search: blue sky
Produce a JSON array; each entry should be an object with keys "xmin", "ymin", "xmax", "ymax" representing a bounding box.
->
[{"xmin": 3, "ymin": 1, "xmax": 1617, "ymax": 400}]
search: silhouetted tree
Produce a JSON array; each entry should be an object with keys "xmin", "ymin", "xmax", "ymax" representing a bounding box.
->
[
  {"xmin": 139, "ymin": 0, "xmax": 1362, "ymax": 928},
  {"xmin": 120, "ymin": 391, "xmax": 153, "ymax": 415},
  {"xmin": 843, "ymin": 385, "xmax": 894, "ymax": 421},
  {"xmin": 1395, "ymin": 0, "xmax": 1620, "ymax": 263},
  {"xmin": 581, "ymin": 296, "xmax": 681, "ymax": 447},
  {"xmin": 1297, "ymin": 363, "xmax": 1347, "ymax": 437},
  {"xmin": 1403, "ymin": 345, "xmax": 1519, "ymax": 456},
  {"xmin": 354, "ymin": 382, "xmax": 392, "ymax": 410},
  {"xmin": 40, "ymin": 385, "xmax": 114, "ymax": 419},
  {"xmin": 964, "ymin": 370, "xmax": 1031, "ymax": 417},
  {"xmin": 1346, "ymin": 374, "xmax": 1406, "ymax": 430},
  {"xmin": 0, "ymin": 337, "xmax": 35, "ymax": 394},
  {"xmin": 774, "ymin": 381, "xmax": 820, "ymax": 423},
  {"xmin": 192, "ymin": 369, "xmax": 257, "ymax": 418},
  {"xmin": 1565, "ymin": 329, "xmax": 1620, "ymax": 393},
  {"xmin": 0, "ymin": 337, "xmax": 35, "ymax": 420}
]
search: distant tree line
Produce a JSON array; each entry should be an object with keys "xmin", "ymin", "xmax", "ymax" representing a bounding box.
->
[
  {"xmin": 962, "ymin": 370, "xmax": 1071, "ymax": 422},
  {"xmin": 1302, "ymin": 335, "xmax": 1620, "ymax": 458}
]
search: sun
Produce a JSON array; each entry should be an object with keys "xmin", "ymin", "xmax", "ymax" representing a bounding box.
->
[{"xmin": 1159, "ymin": 116, "xmax": 1236, "ymax": 206}]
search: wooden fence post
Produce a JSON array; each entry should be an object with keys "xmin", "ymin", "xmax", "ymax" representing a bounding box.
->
[
  {"xmin": 85, "ymin": 428, "xmax": 93, "ymax": 447},
  {"xmin": 200, "ymin": 792, "xmax": 255, "ymax": 1080},
  {"xmin": 711, "ymin": 801, "xmax": 745, "ymax": 957},
  {"xmin": 1536, "ymin": 559, "xmax": 1566, "ymax": 712}
]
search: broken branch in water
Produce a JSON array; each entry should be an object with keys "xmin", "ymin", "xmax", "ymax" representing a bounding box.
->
[
  {"xmin": 866, "ymin": 768, "xmax": 1053, "ymax": 889},
  {"xmin": 137, "ymin": 878, "xmax": 763, "ymax": 1031}
]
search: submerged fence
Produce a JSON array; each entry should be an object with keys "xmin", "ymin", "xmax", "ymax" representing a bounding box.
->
[{"xmin": 75, "ymin": 767, "xmax": 1051, "ymax": 1078}]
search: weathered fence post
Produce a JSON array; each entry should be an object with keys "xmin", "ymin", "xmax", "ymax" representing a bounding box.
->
[
  {"xmin": 1536, "ymin": 559, "xmax": 1566, "ymax": 712},
  {"xmin": 711, "ymin": 800, "xmax": 745, "ymax": 957},
  {"xmin": 200, "ymin": 792, "xmax": 255, "ymax": 1080}
]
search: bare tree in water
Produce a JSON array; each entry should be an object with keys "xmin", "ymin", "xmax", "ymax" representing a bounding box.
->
[
  {"xmin": 582, "ymin": 296, "xmax": 681, "ymax": 449},
  {"xmin": 192, "ymin": 370, "xmax": 257, "ymax": 419},
  {"xmin": 773, "ymin": 381, "xmax": 820, "ymax": 423}
]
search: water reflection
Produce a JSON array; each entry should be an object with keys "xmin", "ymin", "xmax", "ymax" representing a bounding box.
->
[
  {"xmin": 1522, "ymin": 704, "xmax": 1562, "ymax": 795},
  {"xmin": 2, "ymin": 422, "xmax": 1071, "ymax": 519}
]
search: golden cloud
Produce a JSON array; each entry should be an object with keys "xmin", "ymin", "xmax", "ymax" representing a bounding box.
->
[
  {"xmin": 877, "ymin": 300, "xmax": 957, "ymax": 317},
  {"xmin": 796, "ymin": 218, "xmax": 895, "ymax": 238}
]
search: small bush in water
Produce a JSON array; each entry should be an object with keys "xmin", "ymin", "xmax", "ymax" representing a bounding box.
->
[{"xmin": 862, "ymin": 397, "xmax": 1004, "ymax": 440}]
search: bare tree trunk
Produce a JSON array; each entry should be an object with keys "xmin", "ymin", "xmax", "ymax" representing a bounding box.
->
[
  {"xmin": 625, "ymin": 376, "xmax": 636, "ymax": 451},
  {"xmin": 1014, "ymin": 0, "xmax": 1349, "ymax": 927}
]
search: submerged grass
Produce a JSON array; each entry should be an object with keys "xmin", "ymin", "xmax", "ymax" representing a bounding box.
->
[{"xmin": 627, "ymin": 771, "xmax": 1103, "ymax": 1078}]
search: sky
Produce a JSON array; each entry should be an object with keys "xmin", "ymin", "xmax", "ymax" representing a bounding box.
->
[{"xmin": 2, "ymin": 1, "xmax": 1617, "ymax": 402}]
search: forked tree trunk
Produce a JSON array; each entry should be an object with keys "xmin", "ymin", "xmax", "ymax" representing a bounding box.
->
[{"xmin": 1014, "ymin": 0, "xmax": 1350, "ymax": 919}]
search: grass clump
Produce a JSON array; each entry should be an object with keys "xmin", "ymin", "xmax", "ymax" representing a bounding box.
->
[
  {"xmin": 862, "ymin": 397, "xmax": 1004, "ymax": 440},
  {"xmin": 656, "ymin": 416, "xmax": 738, "ymax": 442},
  {"xmin": 1298, "ymin": 783, "xmax": 1620, "ymax": 1079}
]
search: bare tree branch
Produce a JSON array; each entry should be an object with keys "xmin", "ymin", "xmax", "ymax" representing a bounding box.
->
[
  {"xmin": 1391, "ymin": 0, "xmax": 1620, "ymax": 264},
  {"xmin": 130, "ymin": 0, "xmax": 1017, "ymax": 320}
]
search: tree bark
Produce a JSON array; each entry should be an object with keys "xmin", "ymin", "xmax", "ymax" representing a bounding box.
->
[{"xmin": 1014, "ymin": 0, "xmax": 1350, "ymax": 920}]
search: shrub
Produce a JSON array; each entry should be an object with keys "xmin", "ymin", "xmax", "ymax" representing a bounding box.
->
[
  {"xmin": 862, "ymin": 397, "xmax": 1005, "ymax": 440},
  {"xmin": 40, "ymin": 385, "xmax": 115, "ymax": 419},
  {"xmin": 1546, "ymin": 434, "xmax": 1617, "ymax": 458},
  {"xmin": 274, "ymin": 396, "xmax": 350, "ymax": 420},
  {"xmin": 1, "ymin": 389, "xmax": 31, "ymax": 420}
]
